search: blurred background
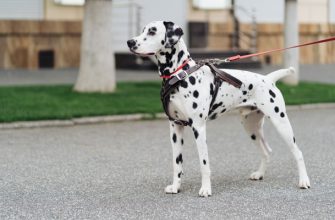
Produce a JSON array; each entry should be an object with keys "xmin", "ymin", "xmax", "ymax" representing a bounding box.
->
[{"xmin": 0, "ymin": 0, "xmax": 334, "ymax": 71}]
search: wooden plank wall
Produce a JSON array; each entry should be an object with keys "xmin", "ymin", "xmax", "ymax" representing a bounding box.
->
[
  {"xmin": 0, "ymin": 20, "xmax": 334, "ymax": 69},
  {"xmin": 0, "ymin": 20, "xmax": 81, "ymax": 69},
  {"xmin": 209, "ymin": 23, "xmax": 335, "ymax": 64}
]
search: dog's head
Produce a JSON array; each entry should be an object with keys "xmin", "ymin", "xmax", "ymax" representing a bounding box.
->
[{"xmin": 127, "ymin": 21, "xmax": 184, "ymax": 56}]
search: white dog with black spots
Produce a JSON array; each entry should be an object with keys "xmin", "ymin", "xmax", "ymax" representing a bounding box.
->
[{"xmin": 127, "ymin": 21, "xmax": 310, "ymax": 197}]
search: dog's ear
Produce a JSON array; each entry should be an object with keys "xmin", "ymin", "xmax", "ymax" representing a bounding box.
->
[{"xmin": 163, "ymin": 21, "xmax": 184, "ymax": 48}]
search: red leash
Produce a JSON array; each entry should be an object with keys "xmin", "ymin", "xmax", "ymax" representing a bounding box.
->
[
  {"xmin": 224, "ymin": 36, "xmax": 335, "ymax": 62},
  {"xmin": 160, "ymin": 36, "xmax": 335, "ymax": 79}
]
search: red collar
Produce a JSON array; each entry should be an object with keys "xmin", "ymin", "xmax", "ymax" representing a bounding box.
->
[{"xmin": 160, "ymin": 59, "xmax": 190, "ymax": 79}]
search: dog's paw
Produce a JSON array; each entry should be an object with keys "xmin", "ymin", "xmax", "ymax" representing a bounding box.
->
[
  {"xmin": 249, "ymin": 171, "xmax": 264, "ymax": 180},
  {"xmin": 298, "ymin": 176, "xmax": 311, "ymax": 189},
  {"xmin": 165, "ymin": 184, "xmax": 180, "ymax": 194},
  {"xmin": 198, "ymin": 186, "xmax": 212, "ymax": 197}
]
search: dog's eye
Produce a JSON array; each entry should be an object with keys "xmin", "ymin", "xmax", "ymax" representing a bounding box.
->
[
  {"xmin": 148, "ymin": 27, "xmax": 157, "ymax": 36},
  {"xmin": 148, "ymin": 31, "xmax": 156, "ymax": 36}
]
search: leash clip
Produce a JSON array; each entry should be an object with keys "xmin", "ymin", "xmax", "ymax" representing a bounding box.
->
[{"xmin": 223, "ymin": 58, "xmax": 231, "ymax": 63}]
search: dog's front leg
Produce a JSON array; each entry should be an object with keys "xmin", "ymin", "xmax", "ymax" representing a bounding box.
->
[
  {"xmin": 192, "ymin": 123, "xmax": 211, "ymax": 197},
  {"xmin": 165, "ymin": 121, "xmax": 185, "ymax": 194}
]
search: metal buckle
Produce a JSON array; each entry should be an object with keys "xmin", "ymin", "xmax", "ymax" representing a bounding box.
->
[
  {"xmin": 169, "ymin": 71, "xmax": 188, "ymax": 85},
  {"xmin": 223, "ymin": 58, "xmax": 231, "ymax": 63},
  {"xmin": 174, "ymin": 70, "xmax": 187, "ymax": 80}
]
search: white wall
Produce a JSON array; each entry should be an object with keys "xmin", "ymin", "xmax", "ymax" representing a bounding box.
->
[
  {"xmin": 235, "ymin": 0, "xmax": 284, "ymax": 23},
  {"xmin": 330, "ymin": 0, "xmax": 335, "ymax": 23},
  {"xmin": 235, "ymin": 0, "xmax": 335, "ymax": 24},
  {"xmin": 0, "ymin": 0, "xmax": 44, "ymax": 20}
]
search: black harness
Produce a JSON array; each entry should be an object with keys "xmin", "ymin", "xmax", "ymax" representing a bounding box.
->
[{"xmin": 160, "ymin": 62, "xmax": 243, "ymax": 126}]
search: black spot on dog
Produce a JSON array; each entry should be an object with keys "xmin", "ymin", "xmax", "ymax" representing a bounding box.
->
[
  {"xmin": 203, "ymin": 160, "xmax": 207, "ymax": 165},
  {"xmin": 180, "ymin": 80, "xmax": 188, "ymax": 88},
  {"xmin": 166, "ymin": 30, "xmax": 174, "ymax": 38},
  {"xmin": 243, "ymin": 99, "xmax": 247, "ymax": 103},
  {"xmin": 210, "ymin": 83, "xmax": 214, "ymax": 96},
  {"xmin": 182, "ymin": 64, "xmax": 190, "ymax": 70},
  {"xmin": 274, "ymin": 106, "xmax": 279, "ymax": 113},
  {"xmin": 280, "ymin": 112, "xmax": 285, "ymax": 118},
  {"xmin": 248, "ymin": 84, "xmax": 253, "ymax": 90},
  {"xmin": 161, "ymin": 40, "xmax": 165, "ymax": 45},
  {"xmin": 199, "ymin": 113, "xmax": 203, "ymax": 118},
  {"xmin": 270, "ymin": 98, "xmax": 274, "ymax": 103},
  {"xmin": 143, "ymin": 38, "xmax": 147, "ymax": 41},
  {"xmin": 178, "ymin": 172, "xmax": 182, "ymax": 178},
  {"xmin": 221, "ymin": 108, "xmax": 226, "ymax": 113},
  {"xmin": 251, "ymin": 134, "xmax": 256, "ymax": 140},
  {"xmin": 269, "ymin": 89, "xmax": 276, "ymax": 98},
  {"xmin": 189, "ymin": 76, "xmax": 196, "ymax": 85},
  {"xmin": 188, "ymin": 118, "xmax": 193, "ymax": 126},
  {"xmin": 293, "ymin": 137, "xmax": 296, "ymax": 143},
  {"xmin": 176, "ymin": 154, "xmax": 183, "ymax": 164},
  {"xmin": 177, "ymin": 50, "xmax": 184, "ymax": 63},
  {"xmin": 192, "ymin": 102, "xmax": 198, "ymax": 109},
  {"xmin": 211, "ymin": 102, "xmax": 223, "ymax": 111},
  {"xmin": 193, "ymin": 90, "xmax": 199, "ymax": 98},
  {"xmin": 172, "ymin": 133, "xmax": 177, "ymax": 143},
  {"xmin": 181, "ymin": 139, "xmax": 184, "ymax": 145},
  {"xmin": 209, "ymin": 113, "xmax": 217, "ymax": 120},
  {"xmin": 192, "ymin": 128, "xmax": 199, "ymax": 139},
  {"xmin": 174, "ymin": 27, "xmax": 183, "ymax": 36},
  {"xmin": 242, "ymin": 91, "xmax": 247, "ymax": 95}
]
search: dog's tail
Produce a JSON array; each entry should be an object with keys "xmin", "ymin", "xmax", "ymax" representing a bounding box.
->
[{"xmin": 267, "ymin": 67, "xmax": 295, "ymax": 82}]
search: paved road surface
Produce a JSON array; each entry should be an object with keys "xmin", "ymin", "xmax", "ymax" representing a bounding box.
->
[
  {"xmin": 1, "ymin": 108, "xmax": 335, "ymax": 219},
  {"xmin": 0, "ymin": 64, "xmax": 334, "ymax": 85}
]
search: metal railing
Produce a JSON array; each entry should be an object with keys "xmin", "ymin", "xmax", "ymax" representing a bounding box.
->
[
  {"xmin": 111, "ymin": 0, "xmax": 142, "ymax": 52},
  {"xmin": 233, "ymin": 6, "xmax": 258, "ymax": 56}
]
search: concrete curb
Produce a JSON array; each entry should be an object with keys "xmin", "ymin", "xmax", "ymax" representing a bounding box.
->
[{"xmin": 1, "ymin": 103, "xmax": 335, "ymax": 130}]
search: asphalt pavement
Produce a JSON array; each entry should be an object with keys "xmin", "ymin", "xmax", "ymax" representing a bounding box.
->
[
  {"xmin": 1, "ymin": 108, "xmax": 335, "ymax": 219},
  {"xmin": 0, "ymin": 64, "xmax": 335, "ymax": 85}
]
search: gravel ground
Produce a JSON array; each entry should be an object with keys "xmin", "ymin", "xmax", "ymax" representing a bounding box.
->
[{"xmin": 0, "ymin": 108, "xmax": 335, "ymax": 219}]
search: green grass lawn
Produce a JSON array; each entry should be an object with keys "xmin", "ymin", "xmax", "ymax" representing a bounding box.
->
[{"xmin": 0, "ymin": 81, "xmax": 334, "ymax": 123}]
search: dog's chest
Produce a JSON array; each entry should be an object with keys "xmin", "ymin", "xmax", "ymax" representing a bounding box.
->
[{"xmin": 168, "ymin": 68, "xmax": 247, "ymax": 121}]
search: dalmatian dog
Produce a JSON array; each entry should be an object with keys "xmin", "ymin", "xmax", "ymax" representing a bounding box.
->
[{"xmin": 127, "ymin": 21, "xmax": 310, "ymax": 197}]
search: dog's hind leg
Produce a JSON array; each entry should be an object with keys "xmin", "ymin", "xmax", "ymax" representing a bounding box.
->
[
  {"xmin": 165, "ymin": 121, "xmax": 185, "ymax": 194},
  {"xmin": 240, "ymin": 109, "xmax": 271, "ymax": 181},
  {"xmin": 256, "ymin": 87, "xmax": 310, "ymax": 189},
  {"xmin": 269, "ymin": 114, "xmax": 310, "ymax": 188}
]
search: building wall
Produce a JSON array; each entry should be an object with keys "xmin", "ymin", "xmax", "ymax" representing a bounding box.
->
[
  {"xmin": 44, "ymin": 0, "xmax": 83, "ymax": 20},
  {"xmin": 209, "ymin": 22, "xmax": 335, "ymax": 64},
  {"xmin": 235, "ymin": 0, "xmax": 334, "ymax": 24},
  {"xmin": 0, "ymin": 0, "xmax": 44, "ymax": 20},
  {"xmin": 0, "ymin": 20, "xmax": 81, "ymax": 69}
]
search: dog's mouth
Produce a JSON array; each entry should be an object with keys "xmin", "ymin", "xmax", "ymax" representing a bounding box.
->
[{"xmin": 130, "ymin": 49, "xmax": 155, "ymax": 57}]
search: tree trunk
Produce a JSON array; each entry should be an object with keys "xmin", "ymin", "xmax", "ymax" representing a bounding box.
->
[
  {"xmin": 283, "ymin": 0, "xmax": 299, "ymax": 85},
  {"xmin": 74, "ymin": 0, "xmax": 116, "ymax": 93}
]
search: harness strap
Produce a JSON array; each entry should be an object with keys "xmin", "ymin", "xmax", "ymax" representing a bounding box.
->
[
  {"xmin": 161, "ymin": 63, "xmax": 242, "ymax": 126},
  {"xmin": 206, "ymin": 63, "xmax": 242, "ymax": 89}
]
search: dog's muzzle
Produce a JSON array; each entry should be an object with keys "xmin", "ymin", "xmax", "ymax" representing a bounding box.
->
[{"xmin": 127, "ymin": 39, "xmax": 136, "ymax": 49}]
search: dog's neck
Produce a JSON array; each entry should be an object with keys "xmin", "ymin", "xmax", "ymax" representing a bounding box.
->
[{"xmin": 155, "ymin": 38, "xmax": 196, "ymax": 77}]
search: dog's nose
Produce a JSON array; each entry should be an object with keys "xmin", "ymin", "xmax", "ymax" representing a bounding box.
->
[{"xmin": 127, "ymin": 39, "xmax": 136, "ymax": 48}]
